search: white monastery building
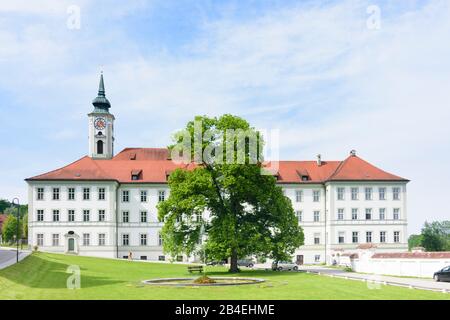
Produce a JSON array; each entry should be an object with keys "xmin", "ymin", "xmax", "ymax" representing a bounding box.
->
[{"xmin": 26, "ymin": 75, "xmax": 409, "ymax": 264}]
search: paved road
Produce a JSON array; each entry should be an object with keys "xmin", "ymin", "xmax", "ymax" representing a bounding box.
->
[
  {"xmin": 0, "ymin": 248, "xmax": 30, "ymax": 270},
  {"xmin": 300, "ymin": 265, "xmax": 450, "ymax": 293}
]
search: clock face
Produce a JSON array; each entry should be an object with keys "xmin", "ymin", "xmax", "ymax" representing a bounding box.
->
[{"xmin": 94, "ymin": 118, "xmax": 106, "ymax": 130}]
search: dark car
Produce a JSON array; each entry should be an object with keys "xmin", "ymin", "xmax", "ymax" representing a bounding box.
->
[
  {"xmin": 433, "ymin": 265, "xmax": 450, "ymax": 282},
  {"xmin": 237, "ymin": 259, "xmax": 254, "ymax": 268}
]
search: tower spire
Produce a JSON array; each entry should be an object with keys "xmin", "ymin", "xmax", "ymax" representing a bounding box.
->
[{"xmin": 92, "ymin": 72, "xmax": 111, "ymax": 111}]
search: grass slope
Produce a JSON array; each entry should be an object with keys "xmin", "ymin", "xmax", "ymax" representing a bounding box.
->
[{"xmin": 0, "ymin": 252, "xmax": 448, "ymax": 300}]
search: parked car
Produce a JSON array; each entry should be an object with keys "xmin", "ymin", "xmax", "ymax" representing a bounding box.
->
[
  {"xmin": 237, "ymin": 259, "xmax": 254, "ymax": 268},
  {"xmin": 434, "ymin": 265, "xmax": 450, "ymax": 282},
  {"xmin": 272, "ymin": 261, "xmax": 298, "ymax": 271}
]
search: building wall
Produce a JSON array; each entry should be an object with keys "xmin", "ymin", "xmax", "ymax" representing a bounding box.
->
[{"xmin": 28, "ymin": 180, "xmax": 408, "ymax": 264}]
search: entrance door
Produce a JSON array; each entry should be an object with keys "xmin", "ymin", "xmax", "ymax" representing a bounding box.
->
[
  {"xmin": 68, "ymin": 238, "xmax": 75, "ymax": 252},
  {"xmin": 296, "ymin": 255, "xmax": 304, "ymax": 265}
]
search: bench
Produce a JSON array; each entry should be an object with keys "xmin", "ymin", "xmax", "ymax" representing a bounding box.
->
[{"xmin": 187, "ymin": 265, "xmax": 203, "ymax": 273}]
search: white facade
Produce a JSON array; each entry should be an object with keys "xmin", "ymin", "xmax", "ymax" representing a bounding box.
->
[{"xmin": 27, "ymin": 179, "xmax": 408, "ymax": 264}]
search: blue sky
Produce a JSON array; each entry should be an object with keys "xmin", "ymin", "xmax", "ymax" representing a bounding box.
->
[{"xmin": 1, "ymin": 0, "xmax": 449, "ymax": 233}]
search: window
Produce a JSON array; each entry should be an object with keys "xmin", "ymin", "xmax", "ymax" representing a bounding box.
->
[
  {"xmin": 52, "ymin": 234, "xmax": 59, "ymax": 246},
  {"xmin": 158, "ymin": 255, "xmax": 165, "ymax": 261},
  {"xmin": 393, "ymin": 187, "xmax": 401, "ymax": 200},
  {"xmin": 122, "ymin": 211, "xmax": 129, "ymax": 223},
  {"xmin": 68, "ymin": 187, "xmax": 75, "ymax": 200},
  {"xmin": 177, "ymin": 256, "xmax": 183, "ymax": 262},
  {"xmin": 338, "ymin": 232, "xmax": 345, "ymax": 244},
  {"xmin": 366, "ymin": 231, "xmax": 372, "ymax": 243},
  {"xmin": 158, "ymin": 190, "xmax": 166, "ymax": 202},
  {"xmin": 83, "ymin": 233, "xmax": 90, "ymax": 246},
  {"xmin": 97, "ymin": 140, "xmax": 104, "ymax": 154},
  {"xmin": 122, "ymin": 234, "xmax": 129, "ymax": 246},
  {"xmin": 83, "ymin": 209, "xmax": 90, "ymax": 222},
  {"xmin": 337, "ymin": 208, "xmax": 344, "ymax": 220},
  {"xmin": 365, "ymin": 187, "xmax": 372, "ymax": 200},
  {"xmin": 68, "ymin": 209, "xmax": 75, "ymax": 222},
  {"xmin": 37, "ymin": 234, "xmax": 44, "ymax": 246},
  {"xmin": 314, "ymin": 233, "xmax": 320, "ymax": 245},
  {"xmin": 83, "ymin": 188, "xmax": 90, "ymax": 200},
  {"xmin": 140, "ymin": 234, "xmax": 147, "ymax": 246},
  {"xmin": 295, "ymin": 190, "xmax": 303, "ymax": 202},
  {"xmin": 379, "ymin": 187, "xmax": 386, "ymax": 200},
  {"xmin": 380, "ymin": 231, "xmax": 386, "ymax": 243},
  {"xmin": 176, "ymin": 215, "xmax": 182, "ymax": 223},
  {"xmin": 140, "ymin": 211, "xmax": 147, "ymax": 223},
  {"xmin": 351, "ymin": 208, "xmax": 358, "ymax": 220},
  {"xmin": 122, "ymin": 190, "xmax": 129, "ymax": 202},
  {"xmin": 52, "ymin": 210, "xmax": 60, "ymax": 222},
  {"xmin": 296, "ymin": 210, "xmax": 302, "ymax": 223},
  {"xmin": 98, "ymin": 188, "xmax": 105, "ymax": 200},
  {"xmin": 37, "ymin": 187, "xmax": 44, "ymax": 200},
  {"xmin": 351, "ymin": 187, "xmax": 358, "ymax": 200},
  {"xmin": 140, "ymin": 190, "xmax": 147, "ymax": 202},
  {"xmin": 393, "ymin": 208, "xmax": 400, "ymax": 220},
  {"xmin": 352, "ymin": 231, "xmax": 359, "ymax": 243},
  {"xmin": 52, "ymin": 187, "xmax": 60, "ymax": 200},
  {"xmin": 140, "ymin": 256, "xmax": 147, "ymax": 260},
  {"xmin": 314, "ymin": 255, "xmax": 320, "ymax": 263},
  {"xmin": 195, "ymin": 214, "xmax": 202, "ymax": 222},
  {"xmin": 98, "ymin": 210, "xmax": 105, "ymax": 222},
  {"xmin": 379, "ymin": 208, "xmax": 386, "ymax": 220},
  {"xmin": 394, "ymin": 231, "xmax": 400, "ymax": 243},
  {"xmin": 313, "ymin": 211, "xmax": 320, "ymax": 222},
  {"xmin": 158, "ymin": 233, "xmax": 163, "ymax": 246},
  {"xmin": 37, "ymin": 209, "xmax": 44, "ymax": 222},
  {"xmin": 365, "ymin": 208, "xmax": 372, "ymax": 220},
  {"xmin": 313, "ymin": 190, "xmax": 320, "ymax": 202},
  {"xmin": 98, "ymin": 233, "xmax": 106, "ymax": 246},
  {"xmin": 337, "ymin": 187, "xmax": 345, "ymax": 200}
]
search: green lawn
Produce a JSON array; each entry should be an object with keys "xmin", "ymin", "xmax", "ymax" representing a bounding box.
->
[{"xmin": 0, "ymin": 252, "xmax": 448, "ymax": 300}]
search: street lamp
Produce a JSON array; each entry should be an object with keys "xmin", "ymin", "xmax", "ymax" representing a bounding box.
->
[{"xmin": 11, "ymin": 198, "xmax": 20, "ymax": 263}]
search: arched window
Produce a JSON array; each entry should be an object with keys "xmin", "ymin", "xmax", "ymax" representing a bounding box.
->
[{"xmin": 97, "ymin": 140, "xmax": 104, "ymax": 154}]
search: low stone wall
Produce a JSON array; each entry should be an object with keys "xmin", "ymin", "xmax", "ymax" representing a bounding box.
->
[{"xmin": 350, "ymin": 255, "xmax": 450, "ymax": 278}]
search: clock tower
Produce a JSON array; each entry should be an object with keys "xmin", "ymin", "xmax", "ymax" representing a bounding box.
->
[{"xmin": 88, "ymin": 73, "xmax": 115, "ymax": 159}]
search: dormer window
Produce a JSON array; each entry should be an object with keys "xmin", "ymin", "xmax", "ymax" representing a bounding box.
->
[
  {"xmin": 297, "ymin": 169, "xmax": 310, "ymax": 181},
  {"xmin": 131, "ymin": 169, "xmax": 142, "ymax": 180},
  {"xmin": 129, "ymin": 153, "xmax": 136, "ymax": 160}
]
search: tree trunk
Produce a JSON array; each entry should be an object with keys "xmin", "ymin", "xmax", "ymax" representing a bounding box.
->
[{"xmin": 229, "ymin": 247, "xmax": 239, "ymax": 273}]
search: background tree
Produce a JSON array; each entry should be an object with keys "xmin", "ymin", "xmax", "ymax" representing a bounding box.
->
[
  {"xmin": 408, "ymin": 234, "xmax": 423, "ymax": 250},
  {"xmin": 421, "ymin": 221, "xmax": 450, "ymax": 251},
  {"xmin": 0, "ymin": 199, "xmax": 10, "ymax": 213},
  {"xmin": 1, "ymin": 215, "xmax": 22, "ymax": 243},
  {"xmin": 158, "ymin": 114, "xmax": 304, "ymax": 272}
]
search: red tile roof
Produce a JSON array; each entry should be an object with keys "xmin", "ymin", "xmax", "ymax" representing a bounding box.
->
[
  {"xmin": 372, "ymin": 252, "xmax": 450, "ymax": 259},
  {"xmin": 26, "ymin": 148, "xmax": 408, "ymax": 184}
]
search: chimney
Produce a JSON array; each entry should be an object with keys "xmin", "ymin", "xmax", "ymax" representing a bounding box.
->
[
  {"xmin": 350, "ymin": 150, "xmax": 356, "ymax": 157},
  {"xmin": 316, "ymin": 154, "xmax": 322, "ymax": 166}
]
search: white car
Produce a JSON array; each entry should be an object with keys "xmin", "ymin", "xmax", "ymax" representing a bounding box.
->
[{"xmin": 272, "ymin": 261, "xmax": 298, "ymax": 271}]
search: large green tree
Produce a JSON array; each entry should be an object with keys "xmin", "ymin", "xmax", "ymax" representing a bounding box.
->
[{"xmin": 158, "ymin": 114, "xmax": 304, "ymax": 272}]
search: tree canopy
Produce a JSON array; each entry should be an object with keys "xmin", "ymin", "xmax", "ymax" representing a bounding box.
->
[{"xmin": 158, "ymin": 114, "xmax": 304, "ymax": 272}]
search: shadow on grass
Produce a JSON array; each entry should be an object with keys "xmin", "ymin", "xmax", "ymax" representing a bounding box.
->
[
  {"xmin": 0, "ymin": 253, "xmax": 124, "ymax": 289},
  {"xmin": 201, "ymin": 267, "xmax": 304, "ymax": 279}
]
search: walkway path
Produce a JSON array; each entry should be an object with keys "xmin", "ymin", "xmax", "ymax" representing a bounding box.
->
[
  {"xmin": 300, "ymin": 265, "xmax": 450, "ymax": 293},
  {"xmin": 0, "ymin": 247, "xmax": 31, "ymax": 270}
]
